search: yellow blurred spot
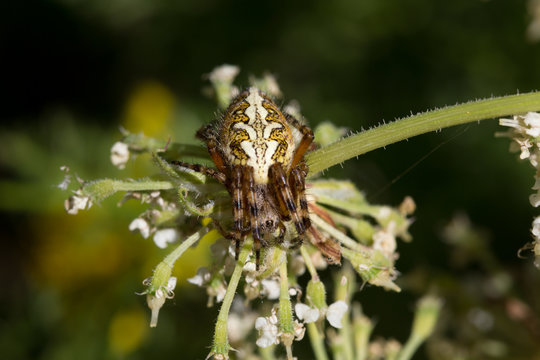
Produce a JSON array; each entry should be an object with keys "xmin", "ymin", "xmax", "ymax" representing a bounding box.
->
[
  {"xmin": 124, "ymin": 81, "xmax": 175, "ymax": 137},
  {"xmin": 108, "ymin": 307, "xmax": 148, "ymax": 355},
  {"xmin": 29, "ymin": 214, "xmax": 128, "ymax": 290},
  {"xmin": 201, "ymin": 217, "xmax": 212, "ymax": 226}
]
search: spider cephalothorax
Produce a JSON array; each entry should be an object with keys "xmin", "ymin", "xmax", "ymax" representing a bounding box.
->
[{"xmin": 174, "ymin": 87, "xmax": 314, "ymax": 268}]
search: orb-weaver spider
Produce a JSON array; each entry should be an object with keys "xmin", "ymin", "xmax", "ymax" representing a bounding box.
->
[{"xmin": 173, "ymin": 87, "xmax": 314, "ymax": 269}]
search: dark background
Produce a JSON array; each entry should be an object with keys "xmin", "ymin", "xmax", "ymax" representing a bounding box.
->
[{"xmin": 2, "ymin": 0, "xmax": 540, "ymax": 359}]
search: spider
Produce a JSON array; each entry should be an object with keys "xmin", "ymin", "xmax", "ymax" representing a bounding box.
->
[{"xmin": 173, "ymin": 87, "xmax": 314, "ymax": 269}]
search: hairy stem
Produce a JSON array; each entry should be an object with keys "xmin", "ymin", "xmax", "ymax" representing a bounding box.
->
[
  {"xmin": 82, "ymin": 179, "xmax": 174, "ymax": 202},
  {"xmin": 162, "ymin": 227, "xmax": 209, "ymax": 268},
  {"xmin": 211, "ymin": 238, "xmax": 253, "ymax": 357},
  {"xmin": 306, "ymin": 91, "xmax": 540, "ymax": 175}
]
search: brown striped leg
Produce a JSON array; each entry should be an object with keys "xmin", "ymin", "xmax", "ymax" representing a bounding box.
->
[
  {"xmin": 230, "ymin": 165, "xmax": 246, "ymax": 259},
  {"xmin": 289, "ymin": 236, "xmax": 303, "ymax": 250},
  {"xmin": 244, "ymin": 166, "xmax": 264, "ymax": 270},
  {"xmin": 170, "ymin": 161, "xmax": 226, "ymax": 184},
  {"xmin": 207, "ymin": 139, "xmax": 228, "ymax": 175},
  {"xmin": 290, "ymin": 165, "xmax": 311, "ymax": 230},
  {"xmin": 285, "ymin": 114, "xmax": 314, "ymax": 170},
  {"xmin": 270, "ymin": 163, "xmax": 305, "ymax": 236}
]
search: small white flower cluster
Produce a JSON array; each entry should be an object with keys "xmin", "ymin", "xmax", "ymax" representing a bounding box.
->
[
  {"xmin": 242, "ymin": 261, "xmax": 281, "ymax": 301},
  {"xmin": 499, "ymin": 112, "xmax": 540, "ymax": 267},
  {"xmin": 64, "ymin": 189, "xmax": 92, "ymax": 215},
  {"xmin": 499, "ymin": 112, "xmax": 540, "ymax": 167},
  {"xmin": 125, "ymin": 191, "xmax": 181, "ymax": 248},
  {"xmin": 60, "ymin": 166, "xmax": 94, "ymax": 215},
  {"xmin": 187, "ymin": 266, "xmax": 227, "ymax": 305},
  {"xmin": 110, "ymin": 141, "xmax": 130, "ymax": 169},
  {"xmin": 295, "ymin": 300, "xmax": 348, "ymax": 328},
  {"xmin": 254, "ymin": 308, "xmax": 306, "ymax": 348}
]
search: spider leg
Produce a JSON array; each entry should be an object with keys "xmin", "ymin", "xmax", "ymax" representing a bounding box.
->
[
  {"xmin": 244, "ymin": 166, "xmax": 268, "ymax": 270},
  {"xmin": 290, "ymin": 164, "xmax": 311, "ymax": 230},
  {"xmin": 230, "ymin": 165, "xmax": 246, "ymax": 259},
  {"xmin": 289, "ymin": 236, "xmax": 303, "ymax": 250},
  {"xmin": 284, "ymin": 113, "xmax": 314, "ymax": 170},
  {"xmin": 196, "ymin": 124, "xmax": 229, "ymax": 176},
  {"xmin": 270, "ymin": 163, "xmax": 305, "ymax": 236},
  {"xmin": 170, "ymin": 161, "xmax": 226, "ymax": 184}
]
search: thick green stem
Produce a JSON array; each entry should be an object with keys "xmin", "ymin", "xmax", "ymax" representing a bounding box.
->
[
  {"xmin": 306, "ymin": 91, "xmax": 540, "ymax": 175},
  {"xmin": 307, "ymin": 322, "xmax": 330, "ymax": 360},
  {"xmin": 211, "ymin": 238, "xmax": 253, "ymax": 357},
  {"xmin": 82, "ymin": 179, "xmax": 174, "ymax": 202},
  {"xmin": 162, "ymin": 227, "xmax": 209, "ymax": 268},
  {"xmin": 278, "ymin": 258, "xmax": 295, "ymax": 360}
]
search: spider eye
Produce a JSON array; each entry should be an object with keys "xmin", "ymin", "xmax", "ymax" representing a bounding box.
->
[{"xmin": 266, "ymin": 220, "xmax": 274, "ymax": 228}]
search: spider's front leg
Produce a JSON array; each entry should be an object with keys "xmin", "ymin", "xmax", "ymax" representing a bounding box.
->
[
  {"xmin": 285, "ymin": 113, "xmax": 314, "ymax": 170},
  {"xmin": 230, "ymin": 165, "xmax": 246, "ymax": 259},
  {"xmin": 290, "ymin": 162, "xmax": 311, "ymax": 230},
  {"xmin": 270, "ymin": 163, "xmax": 305, "ymax": 236},
  {"xmin": 244, "ymin": 166, "xmax": 267, "ymax": 270}
]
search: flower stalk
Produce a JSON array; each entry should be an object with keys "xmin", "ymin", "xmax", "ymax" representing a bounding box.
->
[
  {"xmin": 396, "ymin": 296, "xmax": 442, "ymax": 360},
  {"xmin": 211, "ymin": 238, "xmax": 253, "ymax": 358},
  {"xmin": 278, "ymin": 257, "xmax": 295, "ymax": 359},
  {"xmin": 306, "ymin": 91, "xmax": 540, "ymax": 175}
]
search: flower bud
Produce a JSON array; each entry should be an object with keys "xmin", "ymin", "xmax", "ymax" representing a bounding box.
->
[{"xmin": 306, "ymin": 279, "xmax": 327, "ymax": 310}]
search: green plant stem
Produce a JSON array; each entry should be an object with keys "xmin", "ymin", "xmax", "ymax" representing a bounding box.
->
[
  {"xmin": 306, "ymin": 91, "xmax": 540, "ymax": 175},
  {"xmin": 307, "ymin": 322, "xmax": 330, "ymax": 360},
  {"xmin": 82, "ymin": 179, "xmax": 174, "ymax": 202},
  {"xmin": 278, "ymin": 258, "xmax": 295, "ymax": 360},
  {"xmin": 300, "ymin": 245, "xmax": 319, "ymax": 280},
  {"xmin": 211, "ymin": 238, "xmax": 253, "ymax": 357},
  {"xmin": 396, "ymin": 338, "xmax": 423, "ymax": 360},
  {"xmin": 163, "ymin": 227, "xmax": 209, "ymax": 268},
  {"xmin": 311, "ymin": 214, "xmax": 367, "ymax": 252}
]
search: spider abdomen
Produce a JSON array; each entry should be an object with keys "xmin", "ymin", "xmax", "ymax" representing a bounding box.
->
[{"xmin": 221, "ymin": 87, "xmax": 295, "ymax": 184}]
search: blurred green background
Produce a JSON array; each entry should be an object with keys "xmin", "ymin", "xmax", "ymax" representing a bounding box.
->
[{"xmin": 2, "ymin": 0, "xmax": 540, "ymax": 359}]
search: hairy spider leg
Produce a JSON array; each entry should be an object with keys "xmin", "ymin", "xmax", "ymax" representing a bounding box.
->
[
  {"xmin": 270, "ymin": 163, "xmax": 305, "ymax": 236},
  {"xmin": 206, "ymin": 138, "xmax": 228, "ymax": 175},
  {"xmin": 285, "ymin": 114, "xmax": 315, "ymax": 171},
  {"xmin": 290, "ymin": 164, "xmax": 311, "ymax": 230},
  {"xmin": 230, "ymin": 165, "xmax": 245, "ymax": 259},
  {"xmin": 244, "ymin": 167, "xmax": 265, "ymax": 270},
  {"xmin": 170, "ymin": 161, "xmax": 226, "ymax": 184}
]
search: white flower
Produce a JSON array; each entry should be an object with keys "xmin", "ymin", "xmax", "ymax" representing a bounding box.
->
[
  {"xmin": 372, "ymin": 228, "xmax": 397, "ymax": 256},
  {"xmin": 295, "ymin": 303, "xmax": 320, "ymax": 323},
  {"xmin": 57, "ymin": 166, "xmax": 71, "ymax": 190},
  {"xmin": 208, "ymin": 64, "xmax": 240, "ymax": 84},
  {"xmin": 295, "ymin": 300, "xmax": 349, "ymax": 328},
  {"xmin": 110, "ymin": 141, "xmax": 130, "ymax": 169},
  {"xmin": 524, "ymin": 112, "xmax": 540, "ymax": 137},
  {"xmin": 261, "ymin": 279, "xmax": 280, "ymax": 300},
  {"xmin": 530, "ymin": 193, "xmax": 540, "ymax": 207},
  {"xmin": 326, "ymin": 300, "xmax": 348, "ymax": 328},
  {"xmin": 153, "ymin": 228, "xmax": 179, "ymax": 248},
  {"xmin": 187, "ymin": 267, "xmax": 211, "ymax": 286},
  {"xmin": 129, "ymin": 218, "xmax": 150, "ymax": 239},
  {"xmin": 255, "ymin": 311, "xmax": 280, "ymax": 348},
  {"xmin": 64, "ymin": 191, "xmax": 92, "ymax": 215},
  {"xmin": 377, "ymin": 206, "xmax": 392, "ymax": 219},
  {"xmin": 165, "ymin": 276, "xmax": 177, "ymax": 293},
  {"xmin": 532, "ymin": 217, "xmax": 540, "ymax": 238},
  {"xmin": 293, "ymin": 320, "xmax": 306, "ymax": 341},
  {"xmin": 146, "ymin": 276, "xmax": 176, "ymax": 328}
]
